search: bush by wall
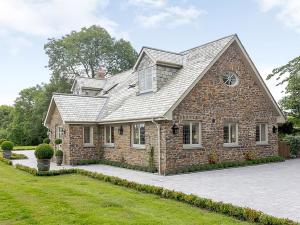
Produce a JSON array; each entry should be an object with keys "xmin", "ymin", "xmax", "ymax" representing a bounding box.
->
[
  {"xmin": 43, "ymin": 138, "xmax": 50, "ymax": 144},
  {"xmin": 9, "ymin": 163, "xmax": 297, "ymax": 225},
  {"xmin": 283, "ymin": 135, "xmax": 300, "ymax": 157},
  {"xmin": 165, "ymin": 156, "xmax": 284, "ymax": 175},
  {"xmin": 75, "ymin": 159, "xmax": 157, "ymax": 173}
]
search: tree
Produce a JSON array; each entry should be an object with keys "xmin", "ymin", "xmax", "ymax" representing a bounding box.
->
[
  {"xmin": 267, "ymin": 56, "xmax": 300, "ymax": 126},
  {"xmin": 0, "ymin": 105, "xmax": 14, "ymax": 139},
  {"xmin": 44, "ymin": 25, "xmax": 138, "ymax": 78}
]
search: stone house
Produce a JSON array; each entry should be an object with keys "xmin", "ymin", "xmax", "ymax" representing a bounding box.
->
[{"xmin": 44, "ymin": 34, "xmax": 285, "ymax": 175}]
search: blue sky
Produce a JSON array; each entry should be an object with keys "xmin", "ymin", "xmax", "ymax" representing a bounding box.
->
[{"xmin": 0, "ymin": 0, "xmax": 300, "ymax": 105}]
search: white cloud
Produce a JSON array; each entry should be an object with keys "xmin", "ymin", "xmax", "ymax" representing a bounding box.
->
[
  {"xmin": 0, "ymin": 0, "xmax": 124, "ymax": 38},
  {"xmin": 128, "ymin": 0, "xmax": 167, "ymax": 8},
  {"xmin": 137, "ymin": 5, "xmax": 203, "ymax": 28},
  {"xmin": 257, "ymin": 0, "xmax": 300, "ymax": 32}
]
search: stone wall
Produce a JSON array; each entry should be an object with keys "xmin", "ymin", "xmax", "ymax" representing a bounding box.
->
[
  {"xmin": 166, "ymin": 40, "xmax": 279, "ymax": 172},
  {"xmin": 101, "ymin": 122, "xmax": 159, "ymax": 168}
]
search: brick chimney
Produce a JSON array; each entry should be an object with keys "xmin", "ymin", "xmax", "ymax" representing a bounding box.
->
[{"xmin": 96, "ymin": 67, "xmax": 106, "ymax": 79}]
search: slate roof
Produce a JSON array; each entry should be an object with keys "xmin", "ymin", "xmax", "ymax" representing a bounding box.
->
[
  {"xmin": 44, "ymin": 34, "xmax": 284, "ymax": 125},
  {"xmin": 46, "ymin": 94, "xmax": 108, "ymax": 123}
]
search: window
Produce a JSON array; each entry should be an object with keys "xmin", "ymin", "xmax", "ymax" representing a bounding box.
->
[
  {"xmin": 139, "ymin": 68, "xmax": 153, "ymax": 93},
  {"xmin": 183, "ymin": 122, "xmax": 201, "ymax": 148},
  {"xmin": 55, "ymin": 126, "xmax": 63, "ymax": 139},
  {"xmin": 83, "ymin": 126, "xmax": 93, "ymax": 145},
  {"xmin": 132, "ymin": 123, "xmax": 145, "ymax": 148},
  {"xmin": 224, "ymin": 123, "xmax": 238, "ymax": 146},
  {"xmin": 104, "ymin": 126, "xmax": 114, "ymax": 146},
  {"xmin": 256, "ymin": 124, "xmax": 268, "ymax": 144},
  {"xmin": 223, "ymin": 71, "xmax": 238, "ymax": 86}
]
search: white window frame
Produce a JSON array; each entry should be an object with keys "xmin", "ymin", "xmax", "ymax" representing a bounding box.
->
[
  {"xmin": 139, "ymin": 67, "xmax": 153, "ymax": 93},
  {"xmin": 83, "ymin": 126, "xmax": 93, "ymax": 146},
  {"xmin": 55, "ymin": 125, "xmax": 63, "ymax": 139},
  {"xmin": 223, "ymin": 123, "xmax": 239, "ymax": 147},
  {"xmin": 132, "ymin": 123, "xmax": 146, "ymax": 149},
  {"xmin": 104, "ymin": 126, "xmax": 115, "ymax": 147},
  {"xmin": 256, "ymin": 123, "xmax": 268, "ymax": 145},
  {"xmin": 182, "ymin": 121, "xmax": 202, "ymax": 149}
]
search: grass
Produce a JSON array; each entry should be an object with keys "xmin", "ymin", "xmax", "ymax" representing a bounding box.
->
[
  {"xmin": 0, "ymin": 163, "xmax": 254, "ymax": 225},
  {"xmin": 13, "ymin": 146, "xmax": 37, "ymax": 150}
]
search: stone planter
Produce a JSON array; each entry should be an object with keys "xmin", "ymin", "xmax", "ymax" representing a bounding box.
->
[
  {"xmin": 37, "ymin": 159, "xmax": 51, "ymax": 171},
  {"xmin": 56, "ymin": 156, "xmax": 63, "ymax": 166},
  {"xmin": 3, "ymin": 150, "xmax": 11, "ymax": 159}
]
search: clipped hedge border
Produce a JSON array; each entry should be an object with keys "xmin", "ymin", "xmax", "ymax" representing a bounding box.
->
[
  {"xmin": 166, "ymin": 156, "xmax": 284, "ymax": 175},
  {"xmin": 0, "ymin": 156, "xmax": 12, "ymax": 165},
  {"xmin": 12, "ymin": 163, "xmax": 298, "ymax": 225},
  {"xmin": 75, "ymin": 159, "xmax": 157, "ymax": 173}
]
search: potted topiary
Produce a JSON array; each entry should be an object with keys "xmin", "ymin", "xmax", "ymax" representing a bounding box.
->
[
  {"xmin": 1, "ymin": 141, "xmax": 14, "ymax": 159},
  {"xmin": 34, "ymin": 144, "xmax": 54, "ymax": 171},
  {"xmin": 55, "ymin": 138, "xmax": 62, "ymax": 146},
  {"xmin": 55, "ymin": 150, "xmax": 63, "ymax": 166},
  {"xmin": 43, "ymin": 138, "xmax": 50, "ymax": 144}
]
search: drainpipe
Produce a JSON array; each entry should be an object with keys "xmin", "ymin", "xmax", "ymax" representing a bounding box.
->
[{"xmin": 151, "ymin": 119, "xmax": 161, "ymax": 175}]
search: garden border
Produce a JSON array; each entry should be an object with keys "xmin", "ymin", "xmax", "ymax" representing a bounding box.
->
[{"xmin": 0, "ymin": 157, "xmax": 297, "ymax": 225}]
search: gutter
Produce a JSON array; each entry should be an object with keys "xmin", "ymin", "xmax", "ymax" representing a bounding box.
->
[{"xmin": 151, "ymin": 118, "xmax": 161, "ymax": 175}]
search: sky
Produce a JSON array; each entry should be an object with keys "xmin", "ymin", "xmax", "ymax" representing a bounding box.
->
[{"xmin": 0, "ymin": 0, "xmax": 300, "ymax": 106}]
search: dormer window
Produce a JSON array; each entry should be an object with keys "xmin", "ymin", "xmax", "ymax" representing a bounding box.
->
[{"xmin": 139, "ymin": 67, "xmax": 153, "ymax": 93}]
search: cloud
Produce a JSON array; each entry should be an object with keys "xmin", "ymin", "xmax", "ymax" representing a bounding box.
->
[
  {"xmin": 137, "ymin": 5, "xmax": 204, "ymax": 28},
  {"xmin": 0, "ymin": 0, "xmax": 124, "ymax": 38},
  {"xmin": 128, "ymin": 0, "xmax": 167, "ymax": 7},
  {"xmin": 257, "ymin": 0, "xmax": 300, "ymax": 32}
]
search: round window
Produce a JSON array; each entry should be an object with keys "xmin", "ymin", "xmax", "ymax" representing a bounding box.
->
[{"xmin": 223, "ymin": 71, "xmax": 238, "ymax": 86}]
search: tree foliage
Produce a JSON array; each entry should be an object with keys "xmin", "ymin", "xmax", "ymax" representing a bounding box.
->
[
  {"xmin": 44, "ymin": 25, "xmax": 138, "ymax": 78},
  {"xmin": 267, "ymin": 56, "xmax": 300, "ymax": 125},
  {"xmin": 0, "ymin": 105, "xmax": 14, "ymax": 139}
]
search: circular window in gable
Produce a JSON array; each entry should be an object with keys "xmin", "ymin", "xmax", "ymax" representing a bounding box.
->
[{"xmin": 223, "ymin": 71, "xmax": 239, "ymax": 86}]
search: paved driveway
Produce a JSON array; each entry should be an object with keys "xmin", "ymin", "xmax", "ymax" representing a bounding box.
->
[{"xmin": 13, "ymin": 151, "xmax": 300, "ymax": 222}]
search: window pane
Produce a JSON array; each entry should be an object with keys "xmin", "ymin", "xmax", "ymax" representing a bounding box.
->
[
  {"xmin": 192, "ymin": 123, "xmax": 199, "ymax": 144},
  {"xmin": 183, "ymin": 124, "xmax": 190, "ymax": 144},
  {"xmin": 224, "ymin": 125, "xmax": 229, "ymax": 143},
  {"xmin": 133, "ymin": 124, "xmax": 139, "ymax": 144},
  {"xmin": 231, "ymin": 124, "xmax": 236, "ymax": 143},
  {"xmin": 145, "ymin": 68, "xmax": 152, "ymax": 90},
  {"xmin": 139, "ymin": 70, "xmax": 145, "ymax": 91},
  {"xmin": 140, "ymin": 124, "xmax": 145, "ymax": 145},
  {"xmin": 261, "ymin": 124, "xmax": 266, "ymax": 141},
  {"xmin": 111, "ymin": 126, "xmax": 114, "ymax": 143},
  {"xmin": 84, "ymin": 127, "xmax": 90, "ymax": 144},
  {"xmin": 256, "ymin": 125, "xmax": 260, "ymax": 142},
  {"xmin": 105, "ymin": 126, "xmax": 110, "ymax": 143}
]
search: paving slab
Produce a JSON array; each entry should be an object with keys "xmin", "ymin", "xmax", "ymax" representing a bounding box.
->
[{"xmin": 12, "ymin": 150, "xmax": 300, "ymax": 222}]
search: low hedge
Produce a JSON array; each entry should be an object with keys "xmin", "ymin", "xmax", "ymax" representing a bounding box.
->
[
  {"xmin": 165, "ymin": 156, "xmax": 284, "ymax": 175},
  {"xmin": 0, "ymin": 156, "xmax": 12, "ymax": 165},
  {"xmin": 75, "ymin": 159, "xmax": 157, "ymax": 173},
  {"xmin": 10, "ymin": 153, "xmax": 28, "ymax": 160},
  {"xmin": 10, "ymin": 163, "xmax": 297, "ymax": 225}
]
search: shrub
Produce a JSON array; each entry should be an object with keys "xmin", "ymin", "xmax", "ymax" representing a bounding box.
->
[
  {"xmin": 55, "ymin": 150, "xmax": 63, "ymax": 157},
  {"xmin": 43, "ymin": 138, "xmax": 50, "ymax": 144},
  {"xmin": 244, "ymin": 151, "xmax": 257, "ymax": 161},
  {"xmin": 10, "ymin": 153, "xmax": 28, "ymax": 160},
  {"xmin": 1, "ymin": 141, "xmax": 14, "ymax": 151},
  {"xmin": 208, "ymin": 152, "xmax": 218, "ymax": 164},
  {"xmin": 0, "ymin": 139, "xmax": 7, "ymax": 145},
  {"xmin": 283, "ymin": 135, "xmax": 300, "ymax": 157},
  {"xmin": 34, "ymin": 144, "xmax": 54, "ymax": 159},
  {"xmin": 54, "ymin": 139, "xmax": 62, "ymax": 145}
]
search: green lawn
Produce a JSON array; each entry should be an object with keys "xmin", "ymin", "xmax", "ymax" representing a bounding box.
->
[{"xmin": 0, "ymin": 163, "xmax": 254, "ymax": 225}]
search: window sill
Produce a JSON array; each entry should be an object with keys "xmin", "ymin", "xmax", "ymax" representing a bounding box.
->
[
  {"xmin": 256, "ymin": 142, "xmax": 269, "ymax": 146},
  {"xmin": 223, "ymin": 143, "xmax": 240, "ymax": 148},
  {"xmin": 132, "ymin": 144, "xmax": 146, "ymax": 150},
  {"xmin": 103, "ymin": 143, "xmax": 115, "ymax": 148},
  {"xmin": 183, "ymin": 145, "xmax": 203, "ymax": 150},
  {"xmin": 83, "ymin": 144, "xmax": 95, "ymax": 148}
]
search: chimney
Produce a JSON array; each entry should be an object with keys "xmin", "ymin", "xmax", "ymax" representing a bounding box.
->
[{"xmin": 96, "ymin": 67, "xmax": 106, "ymax": 79}]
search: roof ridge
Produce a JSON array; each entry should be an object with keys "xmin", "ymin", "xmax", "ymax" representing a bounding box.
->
[
  {"xmin": 52, "ymin": 93, "xmax": 108, "ymax": 98},
  {"xmin": 180, "ymin": 34, "xmax": 237, "ymax": 54},
  {"xmin": 142, "ymin": 46, "xmax": 182, "ymax": 55},
  {"xmin": 76, "ymin": 76, "xmax": 105, "ymax": 80}
]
